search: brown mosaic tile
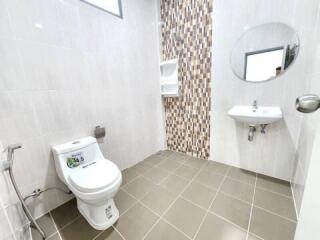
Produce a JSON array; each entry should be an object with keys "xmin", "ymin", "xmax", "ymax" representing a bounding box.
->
[{"xmin": 161, "ymin": 0, "xmax": 212, "ymax": 159}]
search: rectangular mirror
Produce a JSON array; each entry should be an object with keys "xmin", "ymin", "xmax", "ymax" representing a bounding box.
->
[{"xmin": 81, "ymin": 0, "xmax": 123, "ymax": 18}]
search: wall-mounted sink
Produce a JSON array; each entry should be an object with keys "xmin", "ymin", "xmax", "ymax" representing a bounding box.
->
[{"xmin": 228, "ymin": 105, "xmax": 283, "ymax": 125}]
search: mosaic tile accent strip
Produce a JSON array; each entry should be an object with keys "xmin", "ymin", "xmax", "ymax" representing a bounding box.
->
[{"xmin": 160, "ymin": 0, "xmax": 212, "ymax": 159}]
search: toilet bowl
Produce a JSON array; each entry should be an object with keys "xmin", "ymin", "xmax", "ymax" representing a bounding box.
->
[{"xmin": 52, "ymin": 137, "xmax": 122, "ymax": 230}]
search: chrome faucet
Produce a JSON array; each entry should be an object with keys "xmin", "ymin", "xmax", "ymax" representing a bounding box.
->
[{"xmin": 253, "ymin": 100, "xmax": 258, "ymax": 111}]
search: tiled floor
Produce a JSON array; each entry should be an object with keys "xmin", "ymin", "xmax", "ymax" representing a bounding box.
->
[{"xmin": 31, "ymin": 151, "xmax": 297, "ymax": 240}]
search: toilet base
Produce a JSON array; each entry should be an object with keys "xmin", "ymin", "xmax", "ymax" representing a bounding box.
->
[{"xmin": 77, "ymin": 198, "xmax": 119, "ymax": 230}]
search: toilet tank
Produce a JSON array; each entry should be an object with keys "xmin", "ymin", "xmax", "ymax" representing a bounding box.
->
[{"xmin": 52, "ymin": 136, "xmax": 104, "ymax": 184}]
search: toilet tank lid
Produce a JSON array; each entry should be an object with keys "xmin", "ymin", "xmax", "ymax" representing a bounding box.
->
[{"xmin": 52, "ymin": 136, "xmax": 97, "ymax": 155}]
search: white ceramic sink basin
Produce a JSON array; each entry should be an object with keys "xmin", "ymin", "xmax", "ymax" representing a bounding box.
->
[{"xmin": 228, "ymin": 105, "xmax": 283, "ymax": 125}]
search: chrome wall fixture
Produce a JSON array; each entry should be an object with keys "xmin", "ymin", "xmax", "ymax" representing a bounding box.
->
[
  {"xmin": 248, "ymin": 126, "xmax": 257, "ymax": 141},
  {"xmin": 2, "ymin": 144, "xmax": 72, "ymax": 239},
  {"xmin": 296, "ymin": 94, "xmax": 320, "ymax": 113},
  {"xmin": 2, "ymin": 144, "xmax": 46, "ymax": 239}
]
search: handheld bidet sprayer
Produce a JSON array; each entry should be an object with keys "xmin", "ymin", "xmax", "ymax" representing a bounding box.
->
[{"xmin": 2, "ymin": 144, "xmax": 22, "ymax": 170}]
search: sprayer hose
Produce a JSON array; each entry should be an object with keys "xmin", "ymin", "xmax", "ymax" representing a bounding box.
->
[{"xmin": 8, "ymin": 167, "xmax": 46, "ymax": 239}]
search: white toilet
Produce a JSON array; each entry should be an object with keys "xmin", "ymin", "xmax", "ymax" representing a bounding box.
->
[{"xmin": 52, "ymin": 136, "xmax": 122, "ymax": 230}]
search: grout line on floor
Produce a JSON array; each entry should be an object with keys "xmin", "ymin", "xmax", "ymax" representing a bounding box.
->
[
  {"xmin": 92, "ymin": 225, "xmax": 126, "ymax": 240},
  {"xmin": 196, "ymin": 168, "xmax": 227, "ymax": 178},
  {"xmin": 248, "ymin": 232, "xmax": 265, "ymax": 240},
  {"xmin": 253, "ymin": 205, "xmax": 297, "ymax": 223},
  {"xmin": 179, "ymin": 196, "xmax": 209, "ymax": 212},
  {"xmin": 118, "ymin": 191, "xmax": 148, "ymax": 215},
  {"xmin": 55, "ymin": 215, "xmax": 82, "ymax": 233},
  {"xmin": 254, "ymin": 185, "xmax": 293, "ymax": 199},
  {"xmin": 140, "ymin": 161, "xmax": 210, "ymax": 240},
  {"xmin": 123, "ymin": 179, "xmax": 249, "ymax": 237},
  {"xmin": 144, "ymin": 200, "xmax": 193, "ymax": 240},
  {"xmin": 120, "ymin": 153, "xmax": 173, "ymax": 187},
  {"xmin": 179, "ymin": 194, "xmax": 250, "ymax": 233},
  {"xmin": 209, "ymin": 211, "xmax": 249, "ymax": 232},
  {"xmin": 120, "ymin": 174, "xmax": 141, "ymax": 188},
  {"xmin": 121, "ymin": 155, "xmax": 182, "ymax": 188},
  {"xmin": 49, "ymin": 151, "xmax": 296, "ymax": 240},
  {"xmin": 246, "ymin": 173, "xmax": 258, "ymax": 240},
  {"xmin": 120, "ymin": 183, "xmax": 193, "ymax": 240},
  {"xmin": 290, "ymin": 182, "xmax": 299, "ymax": 221},
  {"xmin": 156, "ymin": 168, "xmax": 180, "ymax": 185},
  {"xmin": 192, "ymin": 166, "xmax": 232, "ymax": 240},
  {"xmin": 192, "ymin": 178, "xmax": 224, "ymax": 192},
  {"xmin": 95, "ymin": 151, "xmax": 178, "ymax": 240},
  {"xmin": 225, "ymin": 175, "xmax": 257, "ymax": 187},
  {"xmin": 208, "ymin": 168, "xmax": 293, "ymax": 199},
  {"xmin": 47, "ymin": 211, "xmax": 62, "ymax": 239},
  {"xmin": 111, "ymin": 225, "xmax": 126, "ymax": 240},
  {"xmin": 162, "ymin": 218, "xmax": 193, "ymax": 240},
  {"xmin": 216, "ymin": 187, "xmax": 297, "ymax": 223},
  {"xmin": 218, "ymin": 190, "xmax": 253, "ymax": 205}
]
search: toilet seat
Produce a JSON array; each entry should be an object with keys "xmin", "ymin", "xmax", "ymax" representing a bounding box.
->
[{"xmin": 69, "ymin": 159, "xmax": 120, "ymax": 193}]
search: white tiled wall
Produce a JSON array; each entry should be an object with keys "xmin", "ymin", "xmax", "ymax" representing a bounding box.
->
[
  {"xmin": 0, "ymin": 0, "xmax": 164, "ymax": 238},
  {"xmin": 210, "ymin": 0, "xmax": 320, "ymax": 181},
  {"xmin": 292, "ymin": 4, "xmax": 320, "ymax": 216},
  {"xmin": 294, "ymin": 121, "xmax": 320, "ymax": 239}
]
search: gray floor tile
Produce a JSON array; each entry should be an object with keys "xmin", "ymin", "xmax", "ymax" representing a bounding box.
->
[
  {"xmin": 51, "ymin": 198, "xmax": 80, "ymax": 229},
  {"xmin": 254, "ymin": 188, "xmax": 296, "ymax": 220},
  {"xmin": 145, "ymin": 220, "xmax": 189, "ymax": 240},
  {"xmin": 158, "ymin": 150, "xmax": 175, "ymax": 158},
  {"xmin": 166, "ymin": 151, "xmax": 189, "ymax": 162},
  {"xmin": 250, "ymin": 207, "xmax": 296, "ymax": 240},
  {"xmin": 142, "ymin": 154, "xmax": 166, "ymax": 166},
  {"xmin": 164, "ymin": 198, "xmax": 206, "ymax": 238},
  {"xmin": 194, "ymin": 170, "xmax": 224, "ymax": 190},
  {"xmin": 59, "ymin": 216, "xmax": 101, "ymax": 240},
  {"xmin": 123, "ymin": 176, "xmax": 155, "ymax": 199},
  {"xmin": 228, "ymin": 167, "xmax": 256, "ymax": 185},
  {"xmin": 141, "ymin": 185, "xmax": 176, "ymax": 215},
  {"xmin": 195, "ymin": 213, "xmax": 247, "ymax": 240},
  {"xmin": 34, "ymin": 152, "xmax": 299, "ymax": 240},
  {"xmin": 47, "ymin": 233, "xmax": 61, "ymax": 240},
  {"xmin": 182, "ymin": 181, "xmax": 216, "ymax": 209},
  {"xmin": 130, "ymin": 162, "xmax": 153, "ymax": 174},
  {"xmin": 121, "ymin": 168, "xmax": 139, "ymax": 186},
  {"xmin": 35, "ymin": 213, "xmax": 57, "ymax": 237},
  {"xmin": 158, "ymin": 159, "xmax": 182, "ymax": 172},
  {"xmin": 160, "ymin": 174, "xmax": 189, "ymax": 196},
  {"xmin": 32, "ymin": 227, "xmax": 58, "ymax": 240},
  {"xmin": 220, "ymin": 178, "xmax": 254, "ymax": 203},
  {"xmin": 114, "ymin": 203, "xmax": 159, "ymax": 240},
  {"xmin": 247, "ymin": 234, "xmax": 264, "ymax": 240},
  {"xmin": 114, "ymin": 189, "xmax": 137, "ymax": 215},
  {"xmin": 95, "ymin": 227, "xmax": 124, "ymax": 240},
  {"xmin": 257, "ymin": 174, "xmax": 292, "ymax": 197},
  {"xmin": 143, "ymin": 167, "xmax": 170, "ymax": 184},
  {"xmin": 184, "ymin": 157, "xmax": 207, "ymax": 169},
  {"xmin": 210, "ymin": 193, "xmax": 251, "ymax": 229},
  {"xmin": 174, "ymin": 164, "xmax": 199, "ymax": 179},
  {"xmin": 204, "ymin": 161, "xmax": 230, "ymax": 175}
]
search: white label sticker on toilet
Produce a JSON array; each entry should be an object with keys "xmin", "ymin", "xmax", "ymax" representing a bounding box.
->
[{"xmin": 105, "ymin": 205, "xmax": 113, "ymax": 219}]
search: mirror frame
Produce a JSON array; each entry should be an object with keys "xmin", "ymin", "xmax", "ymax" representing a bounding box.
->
[
  {"xmin": 230, "ymin": 22, "xmax": 300, "ymax": 83},
  {"xmin": 81, "ymin": 0, "xmax": 123, "ymax": 19}
]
